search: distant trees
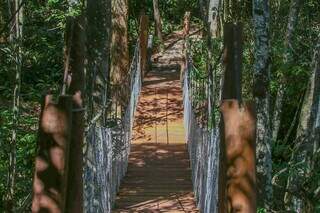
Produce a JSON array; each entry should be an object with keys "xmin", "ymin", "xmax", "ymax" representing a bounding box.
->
[
  {"xmin": 272, "ymin": 0, "xmax": 303, "ymax": 142},
  {"xmin": 284, "ymin": 38, "xmax": 320, "ymax": 213},
  {"xmin": 152, "ymin": 0, "xmax": 163, "ymax": 46}
]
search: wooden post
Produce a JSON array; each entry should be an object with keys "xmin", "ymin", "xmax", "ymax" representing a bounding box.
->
[
  {"xmin": 32, "ymin": 95, "xmax": 72, "ymax": 213},
  {"xmin": 221, "ymin": 23, "xmax": 243, "ymax": 102},
  {"xmin": 218, "ymin": 23, "xmax": 257, "ymax": 213},
  {"xmin": 65, "ymin": 16, "xmax": 85, "ymax": 213},
  {"xmin": 139, "ymin": 15, "xmax": 149, "ymax": 80},
  {"xmin": 220, "ymin": 100, "xmax": 257, "ymax": 213}
]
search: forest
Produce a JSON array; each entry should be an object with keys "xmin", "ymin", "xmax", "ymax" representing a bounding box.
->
[{"xmin": 0, "ymin": 0, "xmax": 319, "ymax": 212}]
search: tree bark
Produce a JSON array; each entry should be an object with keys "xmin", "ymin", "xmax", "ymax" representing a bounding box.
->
[
  {"xmin": 4, "ymin": 0, "xmax": 23, "ymax": 211},
  {"xmin": 110, "ymin": 0, "xmax": 129, "ymax": 112},
  {"xmin": 208, "ymin": 0, "xmax": 220, "ymax": 39},
  {"xmin": 110, "ymin": 0, "xmax": 129, "ymax": 87},
  {"xmin": 139, "ymin": 15, "xmax": 149, "ymax": 80},
  {"xmin": 272, "ymin": 0, "xmax": 303, "ymax": 142},
  {"xmin": 284, "ymin": 38, "xmax": 320, "ymax": 213},
  {"xmin": 0, "ymin": 1, "xmax": 5, "ymax": 42},
  {"xmin": 86, "ymin": 0, "xmax": 112, "ymax": 124},
  {"xmin": 252, "ymin": 0, "xmax": 273, "ymax": 210},
  {"xmin": 199, "ymin": 0, "xmax": 208, "ymax": 23},
  {"xmin": 152, "ymin": 0, "xmax": 163, "ymax": 46}
]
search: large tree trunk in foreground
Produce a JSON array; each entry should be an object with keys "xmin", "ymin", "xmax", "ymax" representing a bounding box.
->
[
  {"xmin": 284, "ymin": 38, "xmax": 320, "ymax": 213},
  {"xmin": 272, "ymin": 0, "xmax": 303, "ymax": 142},
  {"xmin": 4, "ymin": 0, "xmax": 23, "ymax": 211},
  {"xmin": 252, "ymin": 0, "xmax": 273, "ymax": 210},
  {"xmin": 152, "ymin": 0, "xmax": 163, "ymax": 46},
  {"xmin": 86, "ymin": 0, "xmax": 112, "ymax": 124}
]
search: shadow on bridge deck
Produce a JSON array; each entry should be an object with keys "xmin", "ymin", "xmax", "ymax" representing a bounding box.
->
[
  {"xmin": 113, "ymin": 41, "xmax": 198, "ymax": 212},
  {"xmin": 113, "ymin": 143, "xmax": 197, "ymax": 212}
]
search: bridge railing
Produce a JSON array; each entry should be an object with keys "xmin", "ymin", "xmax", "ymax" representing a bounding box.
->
[
  {"xmin": 184, "ymin": 22, "xmax": 257, "ymax": 212},
  {"xmin": 84, "ymin": 40, "xmax": 142, "ymax": 212},
  {"xmin": 183, "ymin": 50, "xmax": 220, "ymax": 212},
  {"xmin": 31, "ymin": 13, "xmax": 149, "ymax": 212}
]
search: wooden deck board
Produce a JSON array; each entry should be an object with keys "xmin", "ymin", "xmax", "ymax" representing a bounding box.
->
[{"xmin": 113, "ymin": 36, "xmax": 198, "ymax": 212}]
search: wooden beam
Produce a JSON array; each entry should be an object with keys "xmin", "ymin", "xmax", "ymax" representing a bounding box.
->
[
  {"xmin": 32, "ymin": 95, "xmax": 72, "ymax": 213},
  {"xmin": 221, "ymin": 23, "xmax": 243, "ymax": 101},
  {"xmin": 65, "ymin": 15, "xmax": 85, "ymax": 213},
  {"xmin": 218, "ymin": 23, "xmax": 257, "ymax": 213}
]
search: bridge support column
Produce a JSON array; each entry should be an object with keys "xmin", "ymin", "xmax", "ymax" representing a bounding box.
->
[
  {"xmin": 32, "ymin": 95, "xmax": 73, "ymax": 213},
  {"xmin": 218, "ymin": 23, "xmax": 257, "ymax": 213}
]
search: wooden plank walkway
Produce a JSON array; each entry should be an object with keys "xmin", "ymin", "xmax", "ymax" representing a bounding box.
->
[{"xmin": 113, "ymin": 36, "xmax": 198, "ymax": 212}]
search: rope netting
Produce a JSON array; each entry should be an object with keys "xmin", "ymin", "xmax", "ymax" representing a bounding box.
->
[
  {"xmin": 183, "ymin": 54, "xmax": 220, "ymax": 212},
  {"xmin": 84, "ymin": 41, "xmax": 141, "ymax": 212}
]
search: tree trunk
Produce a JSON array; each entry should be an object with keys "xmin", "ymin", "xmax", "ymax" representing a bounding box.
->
[
  {"xmin": 199, "ymin": 0, "xmax": 208, "ymax": 23},
  {"xmin": 284, "ymin": 39, "xmax": 320, "ymax": 213},
  {"xmin": 272, "ymin": 0, "xmax": 302, "ymax": 142},
  {"xmin": 86, "ymin": 0, "xmax": 112, "ymax": 124},
  {"xmin": 252, "ymin": 0, "xmax": 273, "ymax": 210},
  {"xmin": 110, "ymin": 0, "xmax": 129, "ymax": 90},
  {"xmin": 0, "ymin": 1, "xmax": 5, "ymax": 42},
  {"xmin": 4, "ymin": 0, "xmax": 23, "ymax": 211},
  {"xmin": 208, "ymin": 0, "xmax": 220, "ymax": 39},
  {"xmin": 152, "ymin": 0, "xmax": 163, "ymax": 46}
]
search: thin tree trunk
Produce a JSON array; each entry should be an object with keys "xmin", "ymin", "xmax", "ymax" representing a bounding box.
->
[
  {"xmin": 199, "ymin": 0, "xmax": 208, "ymax": 24},
  {"xmin": 252, "ymin": 0, "xmax": 273, "ymax": 210},
  {"xmin": 223, "ymin": 0, "xmax": 230, "ymax": 23},
  {"xmin": 284, "ymin": 38, "xmax": 320, "ymax": 213},
  {"xmin": 4, "ymin": 0, "xmax": 23, "ymax": 211},
  {"xmin": 0, "ymin": 1, "xmax": 5, "ymax": 42},
  {"xmin": 272, "ymin": 0, "xmax": 302, "ymax": 141},
  {"xmin": 152, "ymin": 0, "xmax": 163, "ymax": 46},
  {"xmin": 208, "ymin": 0, "xmax": 220, "ymax": 39}
]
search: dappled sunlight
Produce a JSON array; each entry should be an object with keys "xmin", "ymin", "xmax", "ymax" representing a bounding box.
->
[
  {"xmin": 113, "ymin": 35, "xmax": 198, "ymax": 211},
  {"xmin": 113, "ymin": 143, "xmax": 198, "ymax": 212},
  {"xmin": 132, "ymin": 68, "xmax": 185, "ymax": 144}
]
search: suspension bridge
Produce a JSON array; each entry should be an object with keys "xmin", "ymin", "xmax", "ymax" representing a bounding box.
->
[{"xmin": 30, "ymin": 15, "xmax": 257, "ymax": 213}]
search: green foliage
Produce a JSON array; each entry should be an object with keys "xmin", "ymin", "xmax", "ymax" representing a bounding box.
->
[
  {"xmin": 0, "ymin": 0, "xmax": 68, "ymax": 210},
  {"xmin": 0, "ymin": 106, "xmax": 37, "ymax": 210},
  {"xmin": 0, "ymin": 0, "xmax": 319, "ymax": 211},
  {"xmin": 257, "ymin": 208, "xmax": 267, "ymax": 213}
]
